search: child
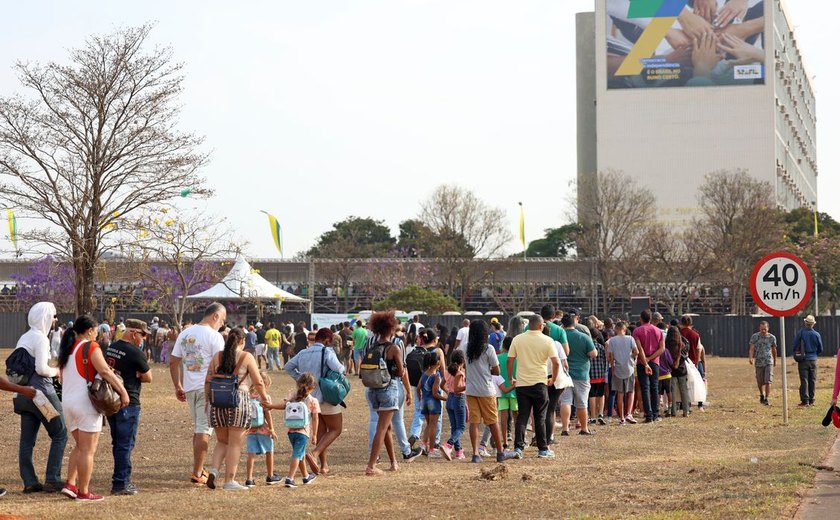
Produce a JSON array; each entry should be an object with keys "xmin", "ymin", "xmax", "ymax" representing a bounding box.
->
[
  {"xmin": 441, "ymin": 350, "xmax": 466, "ymax": 460},
  {"xmin": 263, "ymin": 372, "xmax": 320, "ymax": 488},
  {"xmin": 496, "ymin": 337, "xmax": 517, "ymax": 450},
  {"xmin": 245, "ymin": 372, "xmax": 281, "ymax": 486},
  {"xmin": 607, "ymin": 321, "xmax": 639, "ymax": 425},
  {"xmin": 419, "ymin": 351, "xmax": 449, "ymax": 460},
  {"xmin": 588, "ymin": 340, "xmax": 608, "ymax": 425}
]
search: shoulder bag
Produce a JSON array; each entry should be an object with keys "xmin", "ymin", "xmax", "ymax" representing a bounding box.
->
[
  {"xmin": 319, "ymin": 346, "xmax": 350, "ymax": 407},
  {"xmin": 82, "ymin": 342, "xmax": 123, "ymax": 416}
]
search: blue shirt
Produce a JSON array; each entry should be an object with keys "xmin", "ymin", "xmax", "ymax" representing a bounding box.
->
[
  {"xmin": 245, "ymin": 331, "xmax": 257, "ymax": 349},
  {"xmin": 792, "ymin": 328, "xmax": 823, "ymax": 361},
  {"xmin": 284, "ymin": 343, "xmax": 345, "ymax": 402}
]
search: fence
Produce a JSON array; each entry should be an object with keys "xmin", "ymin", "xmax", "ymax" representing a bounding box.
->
[{"xmin": 1, "ymin": 312, "xmax": 837, "ymax": 357}]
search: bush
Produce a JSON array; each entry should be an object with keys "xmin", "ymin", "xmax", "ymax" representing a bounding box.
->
[{"xmin": 373, "ymin": 285, "xmax": 462, "ymax": 314}]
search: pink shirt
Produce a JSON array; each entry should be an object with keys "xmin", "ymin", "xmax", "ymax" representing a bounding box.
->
[
  {"xmin": 833, "ymin": 354, "xmax": 840, "ymax": 402},
  {"xmin": 632, "ymin": 324, "xmax": 663, "ymax": 364}
]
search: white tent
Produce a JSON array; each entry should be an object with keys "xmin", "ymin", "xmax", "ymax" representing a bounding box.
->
[{"xmin": 187, "ymin": 257, "xmax": 307, "ymax": 303}]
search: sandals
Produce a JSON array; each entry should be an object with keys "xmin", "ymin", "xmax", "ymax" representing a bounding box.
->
[{"xmin": 190, "ymin": 470, "xmax": 209, "ymax": 485}]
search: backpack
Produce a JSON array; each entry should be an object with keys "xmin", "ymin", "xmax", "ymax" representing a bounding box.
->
[
  {"xmin": 360, "ymin": 341, "xmax": 393, "ymax": 389},
  {"xmin": 249, "ymin": 397, "xmax": 265, "ymax": 428},
  {"xmin": 208, "ymin": 354, "xmax": 247, "ymax": 409},
  {"xmin": 6, "ymin": 347, "xmax": 36, "ymax": 385},
  {"xmin": 284, "ymin": 398, "xmax": 311, "ymax": 429},
  {"xmin": 405, "ymin": 346, "xmax": 429, "ymax": 387}
]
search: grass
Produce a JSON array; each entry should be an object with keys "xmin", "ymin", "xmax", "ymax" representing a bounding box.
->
[{"xmin": 0, "ymin": 356, "xmax": 836, "ymax": 519}]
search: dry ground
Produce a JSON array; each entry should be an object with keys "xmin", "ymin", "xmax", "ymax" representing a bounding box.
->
[{"xmin": 0, "ymin": 355, "xmax": 837, "ymax": 520}]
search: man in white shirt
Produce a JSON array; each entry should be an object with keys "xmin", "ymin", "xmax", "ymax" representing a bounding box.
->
[
  {"xmin": 454, "ymin": 319, "xmax": 470, "ymax": 350},
  {"xmin": 169, "ymin": 302, "xmax": 226, "ymax": 485}
]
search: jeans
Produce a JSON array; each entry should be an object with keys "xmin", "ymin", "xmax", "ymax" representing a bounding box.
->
[
  {"xmin": 545, "ymin": 385, "xmax": 561, "ymax": 441},
  {"xmin": 108, "ymin": 405, "xmax": 141, "ymax": 490},
  {"xmin": 798, "ymin": 360, "xmax": 817, "ymax": 404},
  {"xmin": 409, "ymin": 386, "xmax": 441, "ymax": 444},
  {"xmin": 266, "ymin": 347, "xmax": 282, "ymax": 370},
  {"xmin": 637, "ymin": 362, "xmax": 660, "ymax": 420},
  {"xmin": 15, "ymin": 392, "xmax": 67, "ymax": 487},
  {"xmin": 670, "ymin": 376, "xmax": 690, "ymax": 416},
  {"xmin": 514, "ymin": 383, "xmax": 548, "ymax": 451},
  {"xmin": 445, "ymin": 394, "xmax": 466, "ymax": 451},
  {"xmin": 368, "ymin": 383, "xmax": 411, "ymax": 456}
]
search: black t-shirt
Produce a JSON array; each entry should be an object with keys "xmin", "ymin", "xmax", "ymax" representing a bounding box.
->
[
  {"xmin": 104, "ymin": 340, "xmax": 150, "ymax": 407},
  {"xmin": 256, "ymin": 328, "xmax": 267, "ymax": 344},
  {"xmin": 294, "ymin": 332, "xmax": 308, "ymax": 354}
]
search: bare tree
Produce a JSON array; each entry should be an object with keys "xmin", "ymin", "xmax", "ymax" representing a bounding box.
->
[
  {"xmin": 577, "ymin": 170, "xmax": 657, "ymax": 314},
  {"xmin": 0, "ymin": 24, "xmax": 209, "ymax": 314},
  {"xmin": 126, "ymin": 209, "xmax": 238, "ymax": 328},
  {"xmin": 694, "ymin": 169, "xmax": 785, "ymax": 314},
  {"xmin": 643, "ymin": 225, "xmax": 712, "ymax": 315}
]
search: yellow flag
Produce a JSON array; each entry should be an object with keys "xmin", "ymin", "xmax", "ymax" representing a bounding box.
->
[
  {"xmin": 7, "ymin": 209, "xmax": 17, "ymax": 250},
  {"xmin": 261, "ymin": 211, "xmax": 283, "ymax": 256},
  {"xmin": 518, "ymin": 203, "xmax": 525, "ymax": 250},
  {"xmin": 814, "ymin": 210, "xmax": 819, "ymax": 237}
]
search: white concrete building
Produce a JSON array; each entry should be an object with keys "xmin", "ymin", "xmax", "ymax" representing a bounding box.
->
[{"xmin": 577, "ymin": 0, "xmax": 817, "ymax": 227}]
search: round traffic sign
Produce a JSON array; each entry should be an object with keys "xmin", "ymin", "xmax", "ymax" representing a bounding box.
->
[{"xmin": 749, "ymin": 252, "xmax": 813, "ymax": 317}]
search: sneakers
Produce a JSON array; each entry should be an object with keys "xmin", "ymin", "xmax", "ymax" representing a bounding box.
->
[
  {"xmin": 110, "ymin": 483, "xmax": 138, "ymax": 495},
  {"xmin": 43, "ymin": 482, "xmax": 64, "ymax": 493},
  {"xmin": 537, "ymin": 449, "xmax": 556, "ymax": 458},
  {"xmin": 513, "ymin": 448, "xmax": 524, "ymax": 459},
  {"xmin": 302, "ymin": 473, "xmax": 317, "ymax": 485},
  {"xmin": 428, "ymin": 449, "xmax": 442, "ymax": 459},
  {"xmin": 478, "ymin": 445, "xmax": 493, "ymax": 457},
  {"xmin": 454, "ymin": 449, "xmax": 465, "ymax": 460},
  {"xmin": 245, "ymin": 479, "xmax": 256, "ymax": 488},
  {"xmin": 618, "ymin": 419, "xmax": 626, "ymax": 425},
  {"xmin": 75, "ymin": 491, "xmax": 104, "ymax": 502},
  {"xmin": 579, "ymin": 430, "xmax": 595, "ymax": 436},
  {"xmin": 61, "ymin": 483, "xmax": 78, "ymax": 499},
  {"xmin": 597, "ymin": 415, "xmax": 607, "ymax": 425},
  {"xmin": 587, "ymin": 418, "xmax": 596, "ymax": 425},
  {"xmin": 496, "ymin": 451, "xmax": 517, "ymax": 462},
  {"xmin": 265, "ymin": 474, "xmax": 282, "ymax": 485},
  {"xmin": 23, "ymin": 483, "xmax": 43, "ymax": 494},
  {"xmin": 0, "ymin": 489, "xmax": 5, "ymax": 498},
  {"xmin": 222, "ymin": 481, "xmax": 249, "ymax": 491},
  {"xmin": 625, "ymin": 415, "xmax": 638, "ymax": 424},
  {"xmin": 471, "ymin": 455, "xmax": 482, "ymax": 464},
  {"xmin": 205, "ymin": 468, "xmax": 219, "ymax": 490},
  {"xmin": 403, "ymin": 447, "xmax": 422, "ymax": 462},
  {"xmin": 284, "ymin": 478, "xmax": 297, "ymax": 488},
  {"xmin": 408, "ymin": 435, "xmax": 418, "ymax": 447},
  {"xmin": 441, "ymin": 442, "xmax": 454, "ymax": 461},
  {"xmin": 419, "ymin": 442, "xmax": 429, "ymax": 455}
]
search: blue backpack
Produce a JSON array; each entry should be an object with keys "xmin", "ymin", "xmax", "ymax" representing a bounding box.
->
[
  {"xmin": 249, "ymin": 397, "xmax": 265, "ymax": 428},
  {"xmin": 284, "ymin": 398, "xmax": 311, "ymax": 429}
]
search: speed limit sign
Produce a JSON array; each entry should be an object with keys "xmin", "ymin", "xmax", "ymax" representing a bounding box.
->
[{"xmin": 749, "ymin": 252, "xmax": 813, "ymax": 317}]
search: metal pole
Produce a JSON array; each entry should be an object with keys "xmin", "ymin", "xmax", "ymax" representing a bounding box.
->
[
  {"xmin": 814, "ymin": 274, "xmax": 819, "ymax": 316},
  {"xmin": 779, "ymin": 316, "xmax": 788, "ymax": 425},
  {"xmin": 307, "ymin": 258, "xmax": 314, "ymax": 315}
]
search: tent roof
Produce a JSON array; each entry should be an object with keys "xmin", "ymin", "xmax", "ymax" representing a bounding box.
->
[{"xmin": 187, "ymin": 258, "xmax": 307, "ymax": 302}]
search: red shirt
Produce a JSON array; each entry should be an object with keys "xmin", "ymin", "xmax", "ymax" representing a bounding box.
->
[
  {"xmin": 680, "ymin": 327, "xmax": 701, "ymax": 364},
  {"xmin": 74, "ymin": 341, "xmax": 101, "ymax": 382},
  {"xmin": 632, "ymin": 324, "xmax": 663, "ymax": 364}
]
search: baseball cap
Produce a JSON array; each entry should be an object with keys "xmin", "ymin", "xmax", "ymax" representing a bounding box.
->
[
  {"xmin": 125, "ymin": 318, "xmax": 150, "ymax": 334},
  {"xmin": 652, "ymin": 312, "xmax": 664, "ymax": 321}
]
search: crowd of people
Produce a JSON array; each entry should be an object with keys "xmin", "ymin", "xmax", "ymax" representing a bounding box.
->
[{"xmin": 1, "ymin": 300, "xmax": 836, "ymax": 500}]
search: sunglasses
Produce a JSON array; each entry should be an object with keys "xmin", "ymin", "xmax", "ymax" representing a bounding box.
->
[{"xmin": 128, "ymin": 329, "xmax": 148, "ymax": 337}]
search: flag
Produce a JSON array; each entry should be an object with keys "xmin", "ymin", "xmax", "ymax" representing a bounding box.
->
[
  {"xmin": 7, "ymin": 209, "xmax": 16, "ymax": 251},
  {"xmin": 261, "ymin": 211, "xmax": 283, "ymax": 256},
  {"xmin": 518, "ymin": 203, "xmax": 525, "ymax": 250},
  {"xmin": 814, "ymin": 210, "xmax": 819, "ymax": 237}
]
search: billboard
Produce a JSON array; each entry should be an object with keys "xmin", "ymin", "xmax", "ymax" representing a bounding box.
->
[{"xmin": 606, "ymin": 0, "xmax": 766, "ymax": 89}]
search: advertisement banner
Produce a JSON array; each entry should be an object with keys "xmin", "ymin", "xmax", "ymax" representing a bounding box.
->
[
  {"xmin": 606, "ymin": 0, "xmax": 766, "ymax": 89},
  {"xmin": 311, "ymin": 312, "xmax": 416, "ymax": 330}
]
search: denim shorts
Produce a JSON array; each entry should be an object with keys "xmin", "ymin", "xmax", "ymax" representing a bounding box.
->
[
  {"xmin": 288, "ymin": 432, "xmax": 308, "ymax": 460},
  {"xmin": 421, "ymin": 397, "xmax": 441, "ymax": 415},
  {"xmin": 366, "ymin": 379, "xmax": 400, "ymax": 412},
  {"xmin": 247, "ymin": 433, "xmax": 274, "ymax": 455},
  {"xmin": 353, "ymin": 349, "xmax": 364, "ymax": 363}
]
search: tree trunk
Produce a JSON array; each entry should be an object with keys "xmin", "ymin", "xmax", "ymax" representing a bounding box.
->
[{"xmin": 74, "ymin": 255, "xmax": 96, "ymax": 316}]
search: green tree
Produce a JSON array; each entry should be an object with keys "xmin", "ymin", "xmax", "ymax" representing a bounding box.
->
[
  {"xmin": 373, "ymin": 285, "xmax": 462, "ymax": 314},
  {"xmin": 307, "ymin": 216, "xmax": 395, "ymax": 258},
  {"xmin": 784, "ymin": 208, "xmax": 840, "ymax": 245},
  {"xmin": 525, "ymin": 224, "xmax": 581, "ymax": 258}
]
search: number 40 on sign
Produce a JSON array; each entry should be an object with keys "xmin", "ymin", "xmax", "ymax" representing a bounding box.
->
[{"xmin": 749, "ymin": 252, "xmax": 813, "ymax": 317}]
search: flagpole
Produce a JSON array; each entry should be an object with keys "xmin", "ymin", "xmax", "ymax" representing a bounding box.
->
[{"xmin": 814, "ymin": 209, "xmax": 819, "ymax": 315}]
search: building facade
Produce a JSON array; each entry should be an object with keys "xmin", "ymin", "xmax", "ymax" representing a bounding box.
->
[{"xmin": 577, "ymin": 0, "xmax": 817, "ymax": 226}]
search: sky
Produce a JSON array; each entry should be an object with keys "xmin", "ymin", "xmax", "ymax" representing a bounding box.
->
[{"xmin": 0, "ymin": 0, "xmax": 836, "ymax": 258}]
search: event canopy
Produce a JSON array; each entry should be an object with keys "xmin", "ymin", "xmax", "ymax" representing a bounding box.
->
[{"xmin": 187, "ymin": 257, "xmax": 307, "ymax": 303}]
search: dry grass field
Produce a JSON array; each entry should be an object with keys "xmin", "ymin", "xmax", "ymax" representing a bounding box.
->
[{"xmin": 0, "ymin": 355, "xmax": 836, "ymax": 520}]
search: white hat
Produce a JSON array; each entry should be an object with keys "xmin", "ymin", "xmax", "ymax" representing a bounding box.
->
[{"xmin": 804, "ymin": 315, "xmax": 816, "ymax": 325}]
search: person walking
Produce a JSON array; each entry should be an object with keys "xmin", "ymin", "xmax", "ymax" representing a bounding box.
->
[
  {"xmin": 561, "ymin": 314, "xmax": 597, "ymax": 434},
  {"xmin": 748, "ymin": 321, "xmax": 777, "ymax": 406},
  {"xmin": 169, "ymin": 302, "xmax": 226, "ymax": 485},
  {"xmin": 104, "ymin": 319, "xmax": 153, "ymax": 495},
  {"xmin": 633, "ymin": 310, "xmax": 664, "ymax": 423},
  {"xmin": 508, "ymin": 315, "xmax": 560, "ymax": 458},
  {"xmin": 13, "ymin": 302, "xmax": 67, "ymax": 494},
  {"xmin": 59, "ymin": 316, "xmax": 130, "ymax": 502},
  {"xmin": 284, "ymin": 328, "xmax": 346, "ymax": 475},
  {"xmin": 204, "ymin": 328, "xmax": 268, "ymax": 491},
  {"xmin": 264, "ymin": 323, "xmax": 282, "ymax": 371},
  {"xmin": 793, "ymin": 315, "xmax": 823, "ymax": 407}
]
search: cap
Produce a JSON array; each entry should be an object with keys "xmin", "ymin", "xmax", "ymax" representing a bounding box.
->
[
  {"xmin": 490, "ymin": 317, "xmax": 500, "ymax": 324},
  {"xmin": 652, "ymin": 312, "xmax": 664, "ymax": 321},
  {"xmin": 125, "ymin": 318, "xmax": 150, "ymax": 334},
  {"xmin": 255, "ymin": 321, "xmax": 263, "ymax": 328},
  {"xmin": 804, "ymin": 315, "xmax": 816, "ymax": 325},
  {"xmin": 566, "ymin": 308, "xmax": 579, "ymax": 316}
]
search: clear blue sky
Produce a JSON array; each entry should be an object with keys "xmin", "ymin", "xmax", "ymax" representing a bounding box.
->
[{"xmin": 0, "ymin": 1, "xmax": 834, "ymax": 257}]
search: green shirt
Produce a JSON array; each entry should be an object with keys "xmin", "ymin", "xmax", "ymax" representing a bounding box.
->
[
  {"xmin": 497, "ymin": 351, "xmax": 516, "ymax": 398},
  {"xmin": 525, "ymin": 321, "xmax": 568, "ymax": 345},
  {"xmin": 352, "ymin": 327, "xmax": 369, "ymax": 351},
  {"xmin": 566, "ymin": 328, "xmax": 595, "ymax": 381}
]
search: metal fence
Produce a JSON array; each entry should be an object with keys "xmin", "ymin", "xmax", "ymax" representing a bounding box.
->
[{"xmin": 1, "ymin": 312, "xmax": 837, "ymax": 357}]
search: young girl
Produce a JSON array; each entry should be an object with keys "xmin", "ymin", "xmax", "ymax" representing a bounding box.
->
[
  {"xmin": 263, "ymin": 372, "xmax": 320, "ymax": 488},
  {"xmin": 607, "ymin": 321, "xmax": 639, "ymax": 425},
  {"xmin": 418, "ymin": 351, "xmax": 448, "ymax": 460},
  {"xmin": 441, "ymin": 350, "xmax": 466, "ymax": 460},
  {"xmin": 245, "ymin": 372, "xmax": 280, "ymax": 487}
]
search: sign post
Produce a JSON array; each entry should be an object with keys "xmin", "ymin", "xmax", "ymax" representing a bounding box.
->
[{"xmin": 750, "ymin": 252, "xmax": 813, "ymax": 425}]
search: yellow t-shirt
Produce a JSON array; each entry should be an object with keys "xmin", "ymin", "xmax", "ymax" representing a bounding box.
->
[
  {"xmin": 264, "ymin": 328, "xmax": 281, "ymax": 348},
  {"xmin": 508, "ymin": 330, "xmax": 558, "ymax": 387}
]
